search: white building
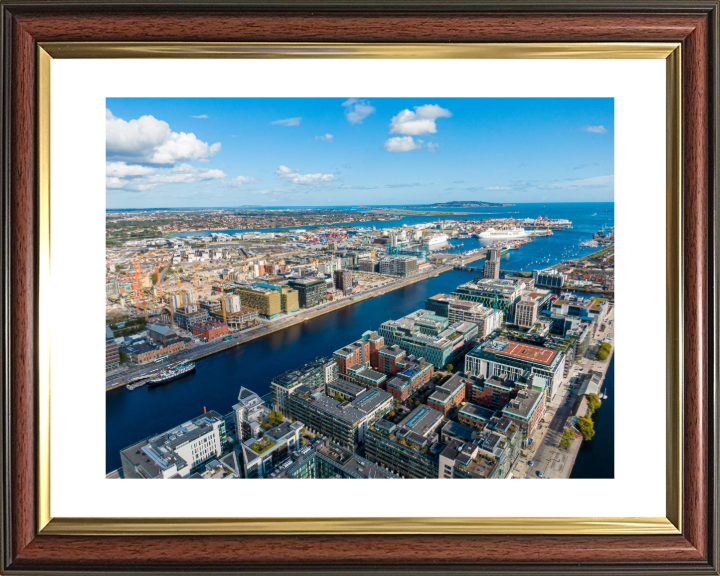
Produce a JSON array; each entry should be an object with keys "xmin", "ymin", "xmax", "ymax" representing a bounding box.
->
[{"xmin": 120, "ymin": 411, "xmax": 227, "ymax": 479}]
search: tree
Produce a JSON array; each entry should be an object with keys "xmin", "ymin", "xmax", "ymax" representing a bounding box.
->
[
  {"xmin": 577, "ymin": 416, "xmax": 595, "ymax": 441},
  {"xmin": 587, "ymin": 393, "xmax": 602, "ymax": 413},
  {"xmin": 119, "ymin": 348, "xmax": 128, "ymax": 363},
  {"xmin": 151, "ymin": 273, "xmax": 158, "ymax": 285},
  {"xmin": 445, "ymin": 364, "xmax": 454, "ymax": 372},
  {"xmin": 559, "ymin": 428, "xmax": 574, "ymax": 450},
  {"xmin": 387, "ymin": 411, "xmax": 396, "ymax": 420}
]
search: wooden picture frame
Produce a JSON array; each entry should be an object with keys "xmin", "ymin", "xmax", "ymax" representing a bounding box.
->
[{"xmin": 1, "ymin": 1, "xmax": 717, "ymax": 573}]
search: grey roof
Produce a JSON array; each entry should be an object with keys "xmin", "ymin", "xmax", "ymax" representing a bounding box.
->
[
  {"xmin": 300, "ymin": 388, "xmax": 392, "ymax": 425},
  {"xmin": 502, "ymin": 389, "xmax": 543, "ymax": 420},
  {"xmin": 397, "ymin": 405, "xmax": 443, "ymax": 437}
]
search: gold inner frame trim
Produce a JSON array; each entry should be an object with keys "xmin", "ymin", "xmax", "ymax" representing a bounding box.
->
[{"xmin": 36, "ymin": 42, "xmax": 682, "ymax": 536}]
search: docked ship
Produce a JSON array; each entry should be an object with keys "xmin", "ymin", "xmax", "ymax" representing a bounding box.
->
[
  {"xmin": 477, "ymin": 227, "xmax": 531, "ymax": 239},
  {"xmin": 146, "ymin": 362, "xmax": 196, "ymax": 388},
  {"xmin": 423, "ymin": 234, "xmax": 449, "ymax": 249}
]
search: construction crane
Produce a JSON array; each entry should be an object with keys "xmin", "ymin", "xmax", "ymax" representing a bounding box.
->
[
  {"xmin": 217, "ymin": 275, "xmax": 232, "ymax": 325},
  {"xmin": 128, "ymin": 248, "xmax": 171, "ymax": 319},
  {"xmin": 191, "ymin": 261, "xmax": 209, "ymax": 293}
]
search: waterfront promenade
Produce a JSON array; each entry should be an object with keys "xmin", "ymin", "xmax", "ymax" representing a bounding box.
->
[
  {"xmin": 513, "ymin": 306, "xmax": 615, "ymax": 479},
  {"xmin": 106, "ymin": 262, "xmax": 456, "ymax": 391}
]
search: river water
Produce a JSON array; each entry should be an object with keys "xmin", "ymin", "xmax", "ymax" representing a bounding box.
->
[
  {"xmin": 570, "ymin": 355, "xmax": 615, "ymax": 478},
  {"xmin": 107, "ymin": 202, "xmax": 615, "ymax": 475}
]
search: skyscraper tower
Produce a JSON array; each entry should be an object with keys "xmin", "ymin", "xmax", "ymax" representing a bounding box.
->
[{"xmin": 483, "ymin": 248, "xmax": 501, "ymax": 279}]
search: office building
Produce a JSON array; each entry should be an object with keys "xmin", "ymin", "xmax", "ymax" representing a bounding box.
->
[
  {"xmin": 359, "ymin": 258, "xmax": 379, "ymax": 273},
  {"xmin": 426, "ymin": 373, "xmax": 467, "ymax": 414},
  {"xmin": 425, "ymin": 294, "xmax": 503, "ymax": 338},
  {"xmin": 452, "ymin": 277, "xmax": 525, "ymax": 320},
  {"xmin": 172, "ymin": 307, "xmax": 209, "ymax": 331},
  {"xmin": 365, "ymin": 405, "xmax": 444, "ymax": 478},
  {"xmin": 286, "ymin": 386, "xmax": 392, "ymax": 451},
  {"xmin": 106, "ymin": 326, "xmax": 120, "ymax": 371},
  {"xmin": 439, "ymin": 417, "xmax": 522, "ymax": 479},
  {"xmin": 385, "ymin": 359, "xmax": 434, "ymax": 401},
  {"xmin": 120, "ymin": 410, "xmax": 227, "ymax": 479},
  {"xmin": 501, "ymin": 387, "xmax": 547, "ymax": 439},
  {"xmin": 463, "ymin": 373, "xmax": 518, "ymax": 411},
  {"xmin": 532, "ymin": 268, "xmax": 567, "ymax": 289},
  {"xmin": 270, "ymin": 357, "xmax": 338, "ymax": 416},
  {"xmin": 241, "ymin": 420, "xmax": 305, "ymax": 479},
  {"xmin": 378, "ymin": 309, "xmax": 478, "ymax": 369},
  {"xmin": 281, "ymin": 440, "xmax": 398, "ymax": 479},
  {"xmin": 465, "ymin": 337, "xmax": 566, "ymax": 399},
  {"xmin": 483, "ymin": 248, "xmax": 500, "ymax": 279},
  {"xmin": 288, "ymin": 278, "xmax": 327, "ymax": 308},
  {"xmin": 235, "ymin": 285, "xmax": 282, "ymax": 318},
  {"xmin": 379, "ymin": 256, "xmax": 419, "ymax": 277}
]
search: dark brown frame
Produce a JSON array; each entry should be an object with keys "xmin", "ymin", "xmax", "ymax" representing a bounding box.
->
[{"xmin": 1, "ymin": 1, "xmax": 718, "ymax": 574}]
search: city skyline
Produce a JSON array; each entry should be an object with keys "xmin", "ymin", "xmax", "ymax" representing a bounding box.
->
[{"xmin": 106, "ymin": 97, "xmax": 614, "ymax": 209}]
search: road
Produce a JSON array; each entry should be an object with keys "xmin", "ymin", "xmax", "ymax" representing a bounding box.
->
[{"xmin": 513, "ymin": 305, "xmax": 615, "ymax": 479}]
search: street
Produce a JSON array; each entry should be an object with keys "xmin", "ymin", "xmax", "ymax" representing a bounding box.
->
[{"xmin": 513, "ymin": 305, "xmax": 615, "ymax": 479}]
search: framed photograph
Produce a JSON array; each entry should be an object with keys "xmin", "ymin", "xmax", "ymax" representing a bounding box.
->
[{"xmin": 1, "ymin": 1, "xmax": 717, "ymax": 574}]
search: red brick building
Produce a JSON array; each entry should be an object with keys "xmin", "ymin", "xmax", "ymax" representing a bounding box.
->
[
  {"xmin": 190, "ymin": 319, "xmax": 230, "ymax": 341},
  {"xmin": 427, "ymin": 374, "xmax": 466, "ymax": 415},
  {"xmin": 377, "ymin": 345, "xmax": 407, "ymax": 375},
  {"xmin": 333, "ymin": 339, "xmax": 370, "ymax": 375}
]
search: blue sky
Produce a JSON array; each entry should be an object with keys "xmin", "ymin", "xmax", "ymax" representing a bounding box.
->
[{"xmin": 106, "ymin": 97, "xmax": 614, "ymax": 208}]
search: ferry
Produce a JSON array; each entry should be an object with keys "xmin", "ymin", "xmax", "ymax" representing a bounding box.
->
[
  {"xmin": 478, "ymin": 227, "xmax": 531, "ymax": 239},
  {"xmin": 423, "ymin": 234, "xmax": 449, "ymax": 249},
  {"xmin": 146, "ymin": 362, "xmax": 196, "ymax": 388}
]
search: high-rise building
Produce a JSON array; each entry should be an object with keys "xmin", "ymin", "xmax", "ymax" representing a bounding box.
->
[
  {"xmin": 483, "ymin": 248, "xmax": 500, "ymax": 279},
  {"xmin": 334, "ymin": 269, "xmax": 353, "ymax": 293},
  {"xmin": 287, "ymin": 278, "xmax": 326, "ymax": 308},
  {"xmin": 106, "ymin": 326, "xmax": 119, "ymax": 371}
]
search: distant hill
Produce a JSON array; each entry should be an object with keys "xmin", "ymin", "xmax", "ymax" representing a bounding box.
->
[{"xmin": 415, "ymin": 200, "xmax": 513, "ymax": 208}]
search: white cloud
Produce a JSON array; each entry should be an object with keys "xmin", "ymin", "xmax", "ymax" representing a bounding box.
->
[
  {"xmin": 484, "ymin": 186, "xmax": 512, "ymax": 190},
  {"xmin": 389, "ymin": 104, "xmax": 452, "ymax": 136},
  {"xmin": 275, "ymin": 165, "xmax": 337, "ymax": 185},
  {"xmin": 342, "ymin": 98, "xmax": 376, "ymax": 124},
  {"xmin": 271, "ymin": 117, "xmax": 302, "ymax": 126},
  {"xmin": 538, "ymin": 174, "xmax": 614, "ymax": 190},
  {"xmin": 582, "ymin": 125, "xmax": 609, "ymax": 134},
  {"xmin": 384, "ymin": 136, "xmax": 422, "ymax": 153},
  {"xmin": 227, "ymin": 175, "xmax": 258, "ymax": 188},
  {"xmin": 427, "ymin": 142, "xmax": 440, "ymax": 153},
  {"xmin": 192, "ymin": 114, "xmax": 208, "ymax": 119},
  {"xmin": 316, "ymin": 133, "xmax": 334, "ymax": 142},
  {"xmin": 106, "ymin": 109, "xmax": 221, "ymax": 165},
  {"xmin": 106, "ymin": 163, "xmax": 226, "ymax": 192},
  {"xmin": 105, "ymin": 162, "xmax": 157, "ymax": 177}
]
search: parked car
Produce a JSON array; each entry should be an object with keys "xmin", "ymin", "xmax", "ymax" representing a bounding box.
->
[{"xmin": 537, "ymin": 470, "xmax": 544, "ymax": 478}]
